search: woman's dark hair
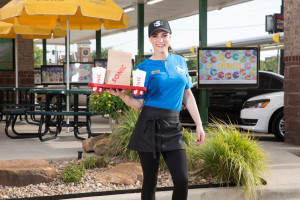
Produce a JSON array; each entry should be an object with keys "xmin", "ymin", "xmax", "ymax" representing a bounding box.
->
[{"xmin": 168, "ymin": 46, "xmax": 174, "ymax": 53}]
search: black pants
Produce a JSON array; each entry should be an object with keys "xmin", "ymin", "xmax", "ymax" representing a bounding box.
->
[{"xmin": 138, "ymin": 150, "xmax": 188, "ymax": 200}]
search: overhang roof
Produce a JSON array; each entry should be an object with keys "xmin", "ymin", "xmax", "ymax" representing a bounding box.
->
[{"xmin": 35, "ymin": 0, "xmax": 252, "ymax": 45}]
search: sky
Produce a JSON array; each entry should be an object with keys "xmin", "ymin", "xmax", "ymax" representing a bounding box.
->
[{"xmin": 41, "ymin": 0, "xmax": 283, "ymax": 63}]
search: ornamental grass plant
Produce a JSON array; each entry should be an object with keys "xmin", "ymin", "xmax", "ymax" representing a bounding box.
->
[
  {"xmin": 109, "ymin": 108, "xmax": 141, "ymax": 162},
  {"xmin": 198, "ymin": 120, "xmax": 269, "ymax": 199}
]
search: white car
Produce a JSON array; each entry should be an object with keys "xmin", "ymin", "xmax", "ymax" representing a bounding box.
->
[{"xmin": 240, "ymin": 91, "xmax": 284, "ymax": 141}]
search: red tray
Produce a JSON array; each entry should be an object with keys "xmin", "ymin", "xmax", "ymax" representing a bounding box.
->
[{"xmin": 88, "ymin": 83, "xmax": 147, "ymax": 97}]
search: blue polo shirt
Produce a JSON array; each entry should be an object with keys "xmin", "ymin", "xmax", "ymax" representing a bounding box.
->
[{"xmin": 135, "ymin": 53, "xmax": 192, "ymax": 111}]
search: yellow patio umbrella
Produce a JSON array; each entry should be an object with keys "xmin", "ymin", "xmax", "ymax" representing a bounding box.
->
[
  {"xmin": 0, "ymin": 19, "xmax": 67, "ymax": 39},
  {"xmin": 0, "ymin": 19, "xmax": 67, "ymax": 89},
  {"xmin": 0, "ymin": 0, "xmax": 129, "ymax": 30},
  {"xmin": 0, "ymin": 0, "xmax": 129, "ymax": 117}
]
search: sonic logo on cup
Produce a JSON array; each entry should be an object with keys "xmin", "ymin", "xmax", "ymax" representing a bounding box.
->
[
  {"xmin": 111, "ymin": 64, "xmax": 127, "ymax": 83},
  {"xmin": 136, "ymin": 76, "xmax": 141, "ymax": 86},
  {"xmin": 96, "ymin": 73, "xmax": 102, "ymax": 83}
]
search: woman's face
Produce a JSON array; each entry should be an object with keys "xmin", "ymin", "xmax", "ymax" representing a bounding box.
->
[{"xmin": 149, "ymin": 30, "xmax": 171, "ymax": 54}]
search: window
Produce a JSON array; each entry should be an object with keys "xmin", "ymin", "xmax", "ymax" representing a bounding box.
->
[
  {"xmin": 270, "ymin": 78, "xmax": 283, "ymax": 89},
  {"xmin": 258, "ymin": 74, "xmax": 271, "ymax": 89},
  {"xmin": 0, "ymin": 38, "xmax": 14, "ymax": 70}
]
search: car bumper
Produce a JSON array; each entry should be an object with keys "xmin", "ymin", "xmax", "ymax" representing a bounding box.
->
[{"xmin": 240, "ymin": 108, "xmax": 270, "ymax": 133}]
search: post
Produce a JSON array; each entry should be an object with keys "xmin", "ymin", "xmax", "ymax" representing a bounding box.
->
[
  {"xmin": 137, "ymin": 3, "xmax": 144, "ymax": 62},
  {"xmin": 96, "ymin": 30, "xmax": 101, "ymax": 59},
  {"xmin": 199, "ymin": 0, "xmax": 209, "ymax": 127},
  {"xmin": 15, "ymin": 38, "xmax": 18, "ymax": 89},
  {"xmin": 42, "ymin": 39, "xmax": 47, "ymax": 65},
  {"xmin": 66, "ymin": 16, "xmax": 70, "ymax": 130}
]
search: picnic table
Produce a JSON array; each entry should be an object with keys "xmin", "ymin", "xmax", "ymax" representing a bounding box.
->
[
  {"xmin": 0, "ymin": 87, "xmax": 34, "ymax": 119},
  {"xmin": 26, "ymin": 88, "xmax": 100, "ymax": 141},
  {"xmin": 1, "ymin": 87, "xmax": 46, "ymax": 139}
]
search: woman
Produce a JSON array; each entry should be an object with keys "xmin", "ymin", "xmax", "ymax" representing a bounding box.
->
[{"xmin": 107, "ymin": 19, "xmax": 205, "ymax": 200}]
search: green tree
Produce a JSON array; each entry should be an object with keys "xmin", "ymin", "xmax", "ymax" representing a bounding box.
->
[
  {"xmin": 260, "ymin": 56, "xmax": 278, "ymax": 72},
  {"xmin": 91, "ymin": 47, "xmax": 112, "ymax": 60},
  {"xmin": 34, "ymin": 44, "xmax": 43, "ymax": 68},
  {"xmin": 186, "ymin": 57, "xmax": 197, "ymax": 70}
]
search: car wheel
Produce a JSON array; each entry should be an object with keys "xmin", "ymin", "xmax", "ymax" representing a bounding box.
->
[{"xmin": 272, "ymin": 110, "xmax": 285, "ymax": 142}]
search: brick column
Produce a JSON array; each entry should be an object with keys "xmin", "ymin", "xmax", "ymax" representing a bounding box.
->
[
  {"xmin": 284, "ymin": 0, "xmax": 300, "ymax": 145},
  {"xmin": 17, "ymin": 36, "xmax": 34, "ymax": 87}
]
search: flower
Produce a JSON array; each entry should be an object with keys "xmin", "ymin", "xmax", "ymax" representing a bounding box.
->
[{"xmin": 88, "ymin": 91, "xmax": 130, "ymax": 120}]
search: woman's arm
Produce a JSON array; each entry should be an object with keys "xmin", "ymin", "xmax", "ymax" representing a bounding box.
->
[
  {"xmin": 183, "ymin": 89, "xmax": 205, "ymax": 145},
  {"xmin": 106, "ymin": 89, "xmax": 144, "ymax": 111}
]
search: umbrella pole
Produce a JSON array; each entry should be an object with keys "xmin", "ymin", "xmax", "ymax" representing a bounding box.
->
[
  {"xmin": 15, "ymin": 36, "xmax": 19, "ymax": 104},
  {"xmin": 66, "ymin": 16, "xmax": 70, "ymax": 132}
]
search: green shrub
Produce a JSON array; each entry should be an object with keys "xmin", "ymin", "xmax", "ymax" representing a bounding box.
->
[
  {"xmin": 63, "ymin": 162, "xmax": 85, "ymax": 183},
  {"xmin": 82, "ymin": 155, "xmax": 110, "ymax": 169},
  {"xmin": 198, "ymin": 121, "xmax": 268, "ymax": 198},
  {"xmin": 109, "ymin": 108, "xmax": 141, "ymax": 162},
  {"xmin": 95, "ymin": 155, "xmax": 110, "ymax": 168},
  {"xmin": 82, "ymin": 156, "xmax": 97, "ymax": 169},
  {"xmin": 88, "ymin": 91, "xmax": 129, "ymax": 120},
  {"xmin": 186, "ymin": 145, "xmax": 204, "ymax": 175}
]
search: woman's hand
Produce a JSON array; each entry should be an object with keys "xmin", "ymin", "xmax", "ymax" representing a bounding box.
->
[
  {"xmin": 105, "ymin": 89, "xmax": 144, "ymax": 111},
  {"xmin": 195, "ymin": 125, "xmax": 205, "ymax": 146}
]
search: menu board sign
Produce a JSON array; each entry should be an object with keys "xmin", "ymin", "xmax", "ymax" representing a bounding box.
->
[
  {"xmin": 198, "ymin": 47, "xmax": 259, "ymax": 88},
  {"xmin": 41, "ymin": 65, "xmax": 64, "ymax": 84},
  {"xmin": 34, "ymin": 68, "xmax": 41, "ymax": 85},
  {"xmin": 64, "ymin": 62, "xmax": 94, "ymax": 84}
]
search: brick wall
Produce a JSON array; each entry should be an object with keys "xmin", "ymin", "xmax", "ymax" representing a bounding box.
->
[
  {"xmin": 0, "ymin": 0, "xmax": 34, "ymax": 88},
  {"xmin": 284, "ymin": 0, "xmax": 300, "ymax": 145}
]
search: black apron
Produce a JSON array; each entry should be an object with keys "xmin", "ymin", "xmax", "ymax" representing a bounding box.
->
[{"xmin": 128, "ymin": 106, "xmax": 185, "ymax": 158}]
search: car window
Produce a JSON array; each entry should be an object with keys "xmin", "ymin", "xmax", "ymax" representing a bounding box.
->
[
  {"xmin": 258, "ymin": 74, "xmax": 271, "ymax": 90},
  {"xmin": 270, "ymin": 78, "xmax": 283, "ymax": 89}
]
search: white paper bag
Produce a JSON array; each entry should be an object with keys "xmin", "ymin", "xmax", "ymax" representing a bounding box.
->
[{"xmin": 106, "ymin": 50, "xmax": 132, "ymax": 85}]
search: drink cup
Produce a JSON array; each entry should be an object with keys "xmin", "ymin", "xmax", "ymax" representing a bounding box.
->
[
  {"xmin": 133, "ymin": 69, "xmax": 146, "ymax": 87},
  {"xmin": 92, "ymin": 67, "xmax": 106, "ymax": 84},
  {"xmin": 92, "ymin": 67, "xmax": 106, "ymax": 91}
]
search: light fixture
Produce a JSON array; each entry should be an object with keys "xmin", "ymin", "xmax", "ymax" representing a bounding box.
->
[
  {"xmin": 147, "ymin": 0, "xmax": 163, "ymax": 5},
  {"xmin": 124, "ymin": 7, "xmax": 135, "ymax": 13}
]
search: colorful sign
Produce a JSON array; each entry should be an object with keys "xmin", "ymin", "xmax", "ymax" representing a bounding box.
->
[
  {"xmin": 198, "ymin": 47, "xmax": 259, "ymax": 88},
  {"xmin": 64, "ymin": 63, "xmax": 94, "ymax": 84},
  {"xmin": 41, "ymin": 65, "xmax": 64, "ymax": 84},
  {"xmin": 34, "ymin": 68, "xmax": 41, "ymax": 84},
  {"xmin": 274, "ymin": 14, "xmax": 284, "ymax": 33}
]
